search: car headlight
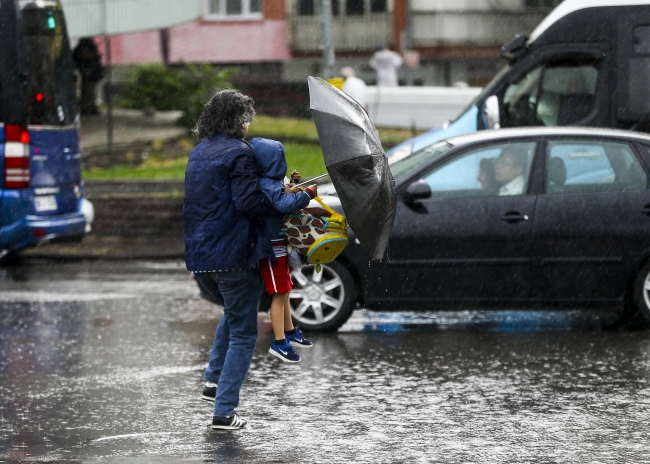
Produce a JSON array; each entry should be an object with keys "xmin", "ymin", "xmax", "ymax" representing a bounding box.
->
[{"xmin": 387, "ymin": 143, "xmax": 413, "ymax": 165}]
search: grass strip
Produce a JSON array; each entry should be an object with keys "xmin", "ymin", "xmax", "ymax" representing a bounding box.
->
[
  {"xmin": 249, "ymin": 115, "xmax": 419, "ymax": 148},
  {"xmin": 83, "ymin": 143, "xmax": 327, "ymax": 181}
]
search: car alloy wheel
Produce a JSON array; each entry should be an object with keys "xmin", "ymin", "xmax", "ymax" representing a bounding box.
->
[
  {"xmin": 632, "ymin": 262, "xmax": 650, "ymax": 326},
  {"xmin": 289, "ymin": 262, "xmax": 356, "ymax": 331},
  {"xmin": 643, "ymin": 271, "xmax": 650, "ymax": 312}
]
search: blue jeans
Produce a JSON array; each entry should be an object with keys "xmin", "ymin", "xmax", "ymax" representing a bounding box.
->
[{"xmin": 195, "ymin": 269, "xmax": 262, "ymax": 418}]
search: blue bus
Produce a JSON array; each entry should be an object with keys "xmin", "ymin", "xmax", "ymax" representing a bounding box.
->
[{"xmin": 0, "ymin": 0, "xmax": 89, "ymax": 258}]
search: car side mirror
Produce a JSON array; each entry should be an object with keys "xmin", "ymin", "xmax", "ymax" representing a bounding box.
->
[
  {"xmin": 483, "ymin": 95, "xmax": 501, "ymax": 129},
  {"xmin": 401, "ymin": 179, "xmax": 432, "ymax": 203}
]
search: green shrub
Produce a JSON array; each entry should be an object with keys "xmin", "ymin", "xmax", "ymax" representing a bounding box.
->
[{"xmin": 119, "ymin": 63, "xmax": 238, "ymax": 128}]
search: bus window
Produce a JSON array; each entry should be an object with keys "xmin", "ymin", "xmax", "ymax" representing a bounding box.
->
[{"xmin": 21, "ymin": 8, "xmax": 76, "ymax": 126}]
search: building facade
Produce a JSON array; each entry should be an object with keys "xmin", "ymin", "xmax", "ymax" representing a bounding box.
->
[
  {"xmin": 286, "ymin": 0, "xmax": 563, "ymax": 86},
  {"xmin": 87, "ymin": 0, "xmax": 562, "ymax": 86},
  {"xmin": 94, "ymin": 0, "xmax": 291, "ymax": 82}
]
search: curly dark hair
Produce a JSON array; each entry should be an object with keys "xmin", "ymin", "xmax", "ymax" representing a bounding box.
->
[{"xmin": 193, "ymin": 89, "xmax": 256, "ymax": 140}]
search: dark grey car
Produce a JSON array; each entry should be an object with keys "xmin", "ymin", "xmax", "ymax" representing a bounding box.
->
[{"xmin": 288, "ymin": 127, "xmax": 650, "ymax": 331}]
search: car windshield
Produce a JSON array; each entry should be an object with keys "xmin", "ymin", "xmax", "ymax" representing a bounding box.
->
[{"xmin": 390, "ymin": 141, "xmax": 453, "ymax": 184}]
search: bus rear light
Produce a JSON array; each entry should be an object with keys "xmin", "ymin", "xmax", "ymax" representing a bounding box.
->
[
  {"xmin": 5, "ymin": 124, "xmax": 28, "ymax": 143},
  {"xmin": 4, "ymin": 124, "xmax": 30, "ymax": 189}
]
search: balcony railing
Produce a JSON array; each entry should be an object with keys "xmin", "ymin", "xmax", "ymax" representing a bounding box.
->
[
  {"xmin": 412, "ymin": 10, "xmax": 550, "ymax": 47},
  {"xmin": 290, "ymin": 13, "xmax": 392, "ymax": 52},
  {"xmin": 289, "ymin": 7, "xmax": 554, "ymax": 53}
]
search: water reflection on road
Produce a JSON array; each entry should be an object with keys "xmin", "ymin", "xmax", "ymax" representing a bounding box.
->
[{"xmin": 0, "ymin": 260, "xmax": 649, "ymax": 462}]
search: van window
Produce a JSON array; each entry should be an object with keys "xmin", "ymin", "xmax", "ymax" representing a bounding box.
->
[
  {"xmin": 634, "ymin": 26, "xmax": 650, "ymax": 54},
  {"xmin": 502, "ymin": 61, "xmax": 599, "ymax": 128},
  {"xmin": 627, "ymin": 26, "xmax": 650, "ymax": 116},
  {"xmin": 502, "ymin": 66, "xmax": 543, "ymax": 127},
  {"xmin": 21, "ymin": 8, "xmax": 76, "ymax": 126}
]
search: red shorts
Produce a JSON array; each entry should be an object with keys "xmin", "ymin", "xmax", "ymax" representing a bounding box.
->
[{"xmin": 260, "ymin": 256, "xmax": 293, "ymax": 295}]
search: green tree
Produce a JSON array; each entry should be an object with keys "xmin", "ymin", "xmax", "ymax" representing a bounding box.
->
[{"xmin": 119, "ymin": 63, "xmax": 238, "ymax": 128}]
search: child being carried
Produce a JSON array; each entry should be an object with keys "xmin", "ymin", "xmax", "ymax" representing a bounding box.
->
[{"xmin": 250, "ymin": 137, "xmax": 317, "ymax": 363}]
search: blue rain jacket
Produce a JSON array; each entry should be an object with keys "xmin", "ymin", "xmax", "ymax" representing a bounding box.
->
[
  {"xmin": 183, "ymin": 133, "xmax": 277, "ymax": 271},
  {"xmin": 249, "ymin": 138, "xmax": 312, "ymax": 242}
]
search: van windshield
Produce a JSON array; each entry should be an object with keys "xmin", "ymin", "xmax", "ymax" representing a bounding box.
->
[
  {"xmin": 22, "ymin": 8, "xmax": 76, "ymax": 126},
  {"xmin": 451, "ymin": 65, "xmax": 509, "ymax": 123}
]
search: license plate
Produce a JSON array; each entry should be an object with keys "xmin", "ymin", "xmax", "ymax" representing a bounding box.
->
[{"xmin": 35, "ymin": 195, "xmax": 57, "ymax": 212}]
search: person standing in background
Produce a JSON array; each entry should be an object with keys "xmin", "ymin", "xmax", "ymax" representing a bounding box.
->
[
  {"xmin": 73, "ymin": 38, "xmax": 104, "ymax": 115},
  {"xmin": 341, "ymin": 67, "xmax": 369, "ymax": 111},
  {"xmin": 369, "ymin": 46, "xmax": 403, "ymax": 87}
]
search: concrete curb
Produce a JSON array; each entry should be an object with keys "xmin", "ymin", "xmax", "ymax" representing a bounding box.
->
[{"xmin": 21, "ymin": 235, "xmax": 184, "ymax": 261}]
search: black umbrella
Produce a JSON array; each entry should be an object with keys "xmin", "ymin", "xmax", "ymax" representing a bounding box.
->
[{"xmin": 308, "ymin": 76, "xmax": 396, "ymax": 261}]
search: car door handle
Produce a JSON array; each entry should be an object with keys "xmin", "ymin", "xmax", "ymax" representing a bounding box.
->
[
  {"xmin": 500, "ymin": 212, "xmax": 529, "ymax": 223},
  {"xmin": 641, "ymin": 204, "xmax": 650, "ymax": 216}
]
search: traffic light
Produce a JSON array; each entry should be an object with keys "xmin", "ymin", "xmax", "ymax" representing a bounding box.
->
[{"xmin": 47, "ymin": 11, "xmax": 55, "ymax": 30}]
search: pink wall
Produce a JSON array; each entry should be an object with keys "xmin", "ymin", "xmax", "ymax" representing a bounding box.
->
[
  {"xmin": 170, "ymin": 19, "xmax": 291, "ymax": 63},
  {"xmin": 96, "ymin": 30, "xmax": 163, "ymax": 65},
  {"xmin": 96, "ymin": 19, "xmax": 291, "ymax": 65}
]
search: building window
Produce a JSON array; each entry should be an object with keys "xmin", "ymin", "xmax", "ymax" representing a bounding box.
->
[
  {"xmin": 298, "ymin": 0, "xmax": 385, "ymax": 17},
  {"xmin": 346, "ymin": 0, "xmax": 364, "ymax": 15},
  {"xmin": 370, "ymin": 0, "xmax": 386, "ymax": 13},
  {"xmin": 298, "ymin": 0, "xmax": 313, "ymax": 15},
  {"xmin": 332, "ymin": 0, "xmax": 340, "ymax": 16},
  {"xmin": 525, "ymin": 0, "xmax": 562, "ymax": 8},
  {"xmin": 205, "ymin": 0, "xmax": 262, "ymax": 19}
]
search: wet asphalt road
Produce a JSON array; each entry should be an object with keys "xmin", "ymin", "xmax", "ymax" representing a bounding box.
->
[{"xmin": 1, "ymin": 261, "xmax": 650, "ymax": 463}]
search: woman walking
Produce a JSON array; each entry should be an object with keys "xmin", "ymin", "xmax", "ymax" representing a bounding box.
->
[{"xmin": 183, "ymin": 90, "xmax": 276, "ymax": 430}]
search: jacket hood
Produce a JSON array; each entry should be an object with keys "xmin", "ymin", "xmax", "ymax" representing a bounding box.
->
[{"xmin": 249, "ymin": 137, "xmax": 287, "ymax": 181}]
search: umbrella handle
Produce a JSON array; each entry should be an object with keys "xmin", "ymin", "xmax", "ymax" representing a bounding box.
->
[{"xmin": 294, "ymin": 173, "xmax": 329, "ymax": 187}]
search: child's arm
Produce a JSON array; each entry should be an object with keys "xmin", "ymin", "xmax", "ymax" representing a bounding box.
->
[{"xmin": 261, "ymin": 177, "xmax": 314, "ymax": 214}]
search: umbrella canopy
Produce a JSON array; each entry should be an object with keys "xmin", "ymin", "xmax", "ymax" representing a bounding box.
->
[{"xmin": 308, "ymin": 76, "xmax": 396, "ymax": 261}]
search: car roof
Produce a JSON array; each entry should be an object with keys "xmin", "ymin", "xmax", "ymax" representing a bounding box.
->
[
  {"xmin": 529, "ymin": 0, "xmax": 650, "ymax": 43},
  {"xmin": 445, "ymin": 127, "xmax": 650, "ymax": 148}
]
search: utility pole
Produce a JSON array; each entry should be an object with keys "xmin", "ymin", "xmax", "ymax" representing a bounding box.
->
[
  {"xmin": 320, "ymin": 0, "xmax": 335, "ymax": 80},
  {"xmin": 405, "ymin": 0, "xmax": 414, "ymax": 86},
  {"xmin": 103, "ymin": 0, "xmax": 114, "ymax": 161}
]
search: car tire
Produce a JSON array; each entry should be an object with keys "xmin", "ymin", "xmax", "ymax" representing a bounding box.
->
[
  {"xmin": 0, "ymin": 250, "xmax": 22, "ymax": 265},
  {"xmin": 631, "ymin": 262, "xmax": 650, "ymax": 327},
  {"xmin": 289, "ymin": 261, "xmax": 357, "ymax": 332}
]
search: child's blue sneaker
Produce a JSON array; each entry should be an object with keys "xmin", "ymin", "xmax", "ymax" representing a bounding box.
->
[
  {"xmin": 286, "ymin": 325, "xmax": 313, "ymax": 348},
  {"xmin": 269, "ymin": 339, "xmax": 301, "ymax": 363}
]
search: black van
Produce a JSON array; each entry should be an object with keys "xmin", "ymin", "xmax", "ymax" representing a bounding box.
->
[
  {"xmin": 0, "ymin": 0, "xmax": 88, "ymax": 257},
  {"xmin": 388, "ymin": 1, "xmax": 650, "ymax": 159}
]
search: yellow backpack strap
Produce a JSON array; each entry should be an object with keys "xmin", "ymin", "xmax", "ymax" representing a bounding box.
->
[
  {"xmin": 313, "ymin": 196, "xmax": 339, "ymax": 218},
  {"xmin": 312, "ymin": 195, "xmax": 346, "ymax": 230}
]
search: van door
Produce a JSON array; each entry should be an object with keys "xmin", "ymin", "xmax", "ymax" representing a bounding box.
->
[
  {"xmin": 618, "ymin": 7, "xmax": 650, "ymax": 130},
  {"xmin": 22, "ymin": 6, "xmax": 79, "ymax": 216},
  {"xmin": 491, "ymin": 46, "xmax": 610, "ymax": 130}
]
